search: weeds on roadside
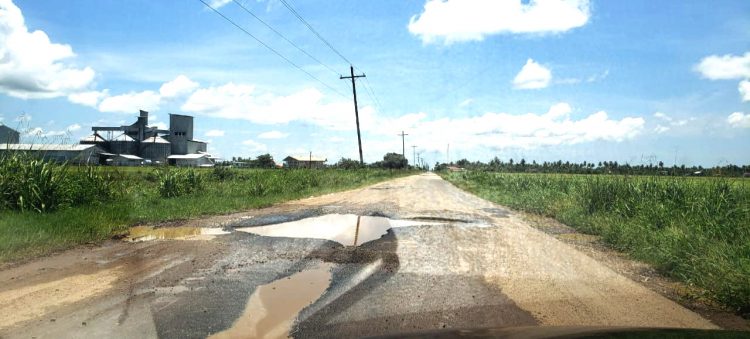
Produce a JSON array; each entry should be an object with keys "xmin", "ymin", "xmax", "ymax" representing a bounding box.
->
[{"xmin": 445, "ymin": 171, "xmax": 750, "ymax": 315}]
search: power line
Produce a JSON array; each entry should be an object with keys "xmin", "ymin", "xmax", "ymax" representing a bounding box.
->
[
  {"xmin": 198, "ymin": 0, "xmax": 346, "ymax": 98},
  {"xmin": 278, "ymin": 0, "xmax": 353, "ymax": 65},
  {"xmin": 230, "ymin": 0, "xmax": 340, "ymax": 77}
]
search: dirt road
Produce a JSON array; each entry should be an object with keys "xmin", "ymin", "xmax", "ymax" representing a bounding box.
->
[{"xmin": 0, "ymin": 173, "xmax": 721, "ymax": 338}]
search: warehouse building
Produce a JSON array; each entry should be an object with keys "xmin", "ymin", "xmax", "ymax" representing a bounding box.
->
[
  {"xmin": 0, "ymin": 144, "xmax": 104, "ymax": 164},
  {"xmin": 0, "ymin": 124, "xmax": 20, "ymax": 144},
  {"xmin": 83, "ymin": 110, "xmax": 212, "ymax": 166},
  {"xmin": 283, "ymin": 155, "xmax": 327, "ymax": 169}
]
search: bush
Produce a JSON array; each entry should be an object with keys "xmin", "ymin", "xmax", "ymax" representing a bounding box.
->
[
  {"xmin": 211, "ymin": 166, "xmax": 236, "ymax": 181},
  {"xmin": 0, "ymin": 152, "xmax": 118, "ymax": 212},
  {"xmin": 156, "ymin": 168, "xmax": 204, "ymax": 198}
]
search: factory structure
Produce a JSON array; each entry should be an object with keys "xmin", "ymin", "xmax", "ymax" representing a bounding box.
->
[
  {"xmin": 83, "ymin": 110, "xmax": 214, "ymax": 166},
  {"xmin": 0, "ymin": 111, "xmax": 215, "ymax": 166}
]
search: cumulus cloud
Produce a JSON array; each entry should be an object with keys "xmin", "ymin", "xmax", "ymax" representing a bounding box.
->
[
  {"xmin": 740, "ymin": 80, "xmax": 750, "ymax": 102},
  {"xmin": 408, "ymin": 0, "xmax": 591, "ymax": 44},
  {"xmin": 98, "ymin": 90, "xmax": 161, "ymax": 113},
  {"xmin": 92, "ymin": 75, "xmax": 196, "ymax": 113},
  {"xmin": 654, "ymin": 125, "xmax": 670, "ymax": 134},
  {"xmin": 370, "ymin": 103, "xmax": 645, "ymax": 152},
  {"xmin": 242, "ymin": 139, "xmax": 267, "ymax": 152},
  {"xmin": 0, "ymin": 0, "xmax": 95, "ymax": 99},
  {"xmin": 695, "ymin": 52, "xmax": 750, "ymax": 102},
  {"xmin": 258, "ymin": 130, "xmax": 289, "ymax": 139},
  {"xmin": 694, "ymin": 52, "xmax": 750, "ymax": 80},
  {"xmin": 181, "ymin": 83, "xmax": 374, "ymax": 130},
  {"xmin": 159, "ymin": 75, "xmax": 199, "ymax": 99},
  {"xmin": 727, "ymin": 112, "xmax": 750, "ymax": 128},
  {"xmin": 205, "ymin": 129, "xmax": 225, "ymax": 137},
  {"xmin": 513, "ymin": 59, "xmax": 552, "ymax": 89},
  {"xmin": 67, "ymin": 90, "xmax": 109, "ymax": 108}
]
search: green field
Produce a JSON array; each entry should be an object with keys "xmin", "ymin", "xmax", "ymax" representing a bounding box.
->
[
  {"xmin": 0, "ymin": 156, "xmax": 415, "ymax": 263},
  {"xmin": 442, "ymin": 171, "xmax": 750, "ymax": 315}
]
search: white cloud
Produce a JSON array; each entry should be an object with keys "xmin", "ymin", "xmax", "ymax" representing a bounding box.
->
[
  {"xmin": 208, "ymin": 0, "xmax": 232, "ymax": 8},
  {"xmin": 727, "ymin": 112, "xmax": 750, "ymax": 128},
  {"xmin": 694, "ymin": 52, "xmax": 750, "ymax": 80},
  {"xmin": 369, "ymin": 103, "xmax": 644, "ymax": 152},
  {"xmin": 205, "ymin": 129, "xmax": 225, "ymax": 137},
  {"xmin": 0, "ymin": 0, "xmax": 95, "ymax": 99},
  {"xmin": 654, "ymin": 125, "xmax": 670, "ymax": 134},
  {"xmin": 258, "ymin": 130, "xmax": 288, "ymax": 139},
  {"xmin": 98, "ymin": 90, "xmax": 161, "ymax": 113},
  {"xmin": 67, "ymin": 90, "xmax": 109, "ymax": 108},
  {"xmin": 513, "ymin": 59, "xmax": 551, "ymax": 89},
  {"xmin": 181, "ymin": 83, "xmax": 374, "ymax": 131},
  {"xmin": 739, "ymin": 80, "xmax": 750, "ymax": 102},
  {"xmin": 66, "ymin": 123, "xmax": 81, "ymax": 132},
  {"xmin": 242, "ymin": 139, "xmax": 267, "ymax": 152},
  {"xmin": 651, "ymin": 112, "xmax": 694, "ymax": 133},
  {"xmin": 159, "ymin": 75, "xmax": 199, "ymax": 99},
  {"xmin": 408, "ymin": 0, "xmax": 591, "ymax": 44},
  {"xmin": 653, "ymin": 112, "xmax": 671, "ymax": 121}
]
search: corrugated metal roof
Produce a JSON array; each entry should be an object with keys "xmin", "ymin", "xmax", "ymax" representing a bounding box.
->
[
  {"xmin": 284, "ymin": 155, "xmax": 327, "ymax": 162},
  {"xmin": 168, "ymin": 153, "xmax": 210, "ymax": 159},
  {"xmin": 80, "ymin": 134, "xmax": 106, "ymax": 142},
  {"xmin": 0, "ymin": 144, "xmax": 100, "ymax": 152},
  {"xmin": 142, "ymin": 135, "xmax": 170, "ymax": 144}
]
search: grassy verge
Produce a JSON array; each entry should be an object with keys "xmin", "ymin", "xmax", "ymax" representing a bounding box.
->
[
  {"xmin": 441, "ymin": 171, "xmax": 750, "ymax": 315},
  {"xmin": 0, "ymin": 164, "xmax": 416, "ymax": 263}
]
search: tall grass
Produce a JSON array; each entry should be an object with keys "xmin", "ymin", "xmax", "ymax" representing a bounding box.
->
[
  {"xmin": 444, "ymin": 171, "xmax": 750, "ymax": 314},
  {"xmin": 0, "ymin": 160, "xmax": 415, "ymax": 263},
  {"xmin": 0, "ymin": 152, "xmax": 118, "ymax": 212}
]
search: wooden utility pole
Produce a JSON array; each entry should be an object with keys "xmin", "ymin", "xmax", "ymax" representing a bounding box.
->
[
  {"xmin": 398, "ymin": 131, "xmax": 409, "ymax": 158},
  {"xmin": 340, "ymin": 66, "xmax": 366, "ymax": 164}
]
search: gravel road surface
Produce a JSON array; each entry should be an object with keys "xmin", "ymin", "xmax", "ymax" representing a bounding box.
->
[{"xmin": 0, "ymin": 173, "xmax": 719, "ymax": 338}]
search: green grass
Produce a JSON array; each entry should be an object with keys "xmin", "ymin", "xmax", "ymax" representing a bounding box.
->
[
  {"xmin": 442, "ymin": 171, "xmax": 750, "ymax": 315},
  {"xmin": 0, "ymin": 162, "xmax": 415, "ymax": 263}
]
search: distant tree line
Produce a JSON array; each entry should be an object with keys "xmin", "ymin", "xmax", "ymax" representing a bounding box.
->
[
  {"xmin": 435, "ymin": 157, "xmax": 750, "ymax": 177},
  {"xmin": 223, "ymin": 152, "xmax": 420, "ymax": 170}
]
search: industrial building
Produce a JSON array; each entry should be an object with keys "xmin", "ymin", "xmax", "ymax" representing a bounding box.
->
[
  {"xmin": 0, "ymin": 144, "xmax": 104, "ymax": 164},
  {"xmin": 0, "ymin": 124, "xmax": 20, "ymax": 144},
  {"xmin": 283, "ymin": 155, "xmax": 327, "ymax": 169},
  {"xmin": 83, "ymin": 110, "xmax": 214, "ymax": 166}
]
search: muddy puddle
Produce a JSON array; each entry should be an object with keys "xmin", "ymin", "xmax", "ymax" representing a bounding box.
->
[
  {"xmin": 125, "ymin": 226, "xmax": 230, "ymax": 242},
  {"xmin": 210, "ymin": 262, "xmax": 333, "ymax": 339},
  {"xmin": 236, "ymin": 214, "xmax": 438, "ymax": 246}
]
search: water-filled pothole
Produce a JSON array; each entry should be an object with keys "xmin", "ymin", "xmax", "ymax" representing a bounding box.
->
[
  {"xmin": 125, "ymin": 226, "xmax": 230, "ymax": 242},
  {"xmin": 209, "ymin": 262, "xmax": 333, "ymax": 339},
  {"xmin": 236, "ymin": 214, "xmax": 439, "ymax": 246}
]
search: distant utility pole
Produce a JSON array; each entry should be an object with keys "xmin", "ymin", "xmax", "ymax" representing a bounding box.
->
[
  {"xmin": 411, "ymin": 145, "xmax": 417, "ymax": 166},
  {"xmin": 340, "ymin": 65, "xmax": 366, "ymax": 164},
  {"xmin": 398, "ymin": 131, "xmax": 409, "ymax": 158}
]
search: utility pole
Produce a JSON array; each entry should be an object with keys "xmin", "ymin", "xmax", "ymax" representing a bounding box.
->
[
  {"xmin": 340, "ymin": 66, "xmax": 366, "ymax": 164},
  {"xmin": 398, "ymin": 131, "xmax": 409, "ymax": 158},
  {"xmin": 411, "ymin": 145, "xmax": 417, "ymax": 166}
]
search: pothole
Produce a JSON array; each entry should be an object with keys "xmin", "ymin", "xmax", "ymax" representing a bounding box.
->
[
  {"xmin": 125, "ymin": 226, "xmax": 230, "ymax": 242},
  {"xmin": 209, "ymin": 262, "xmax": 333, "ymax": 339},
  {"xmin": 235, "ymin": 214, "xmax": 441, "ymax": 246}
]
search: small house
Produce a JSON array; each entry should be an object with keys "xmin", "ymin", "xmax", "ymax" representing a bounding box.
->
[{"xmin": 283, "ymin": 155, "xmax": 327, "ymax": 169}]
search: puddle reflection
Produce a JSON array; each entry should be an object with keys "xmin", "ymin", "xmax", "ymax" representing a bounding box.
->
[
  {"xmin": 210, "ymin": 262, "xmax": 333, "ymax": 339},
  {"xmin": 236, "ymin": 214, "xmax": 437, "ymax": 246}
]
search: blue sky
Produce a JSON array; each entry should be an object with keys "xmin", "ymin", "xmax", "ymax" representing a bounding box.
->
[{"xmin": 1, "ymin": 0, "xmax": 749, "ymax": 166}]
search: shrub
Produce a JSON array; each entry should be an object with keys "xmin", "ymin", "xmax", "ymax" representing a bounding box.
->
[{"xmin": 156, "ymin": 168, "xmax": 204, "ymax": 198}]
